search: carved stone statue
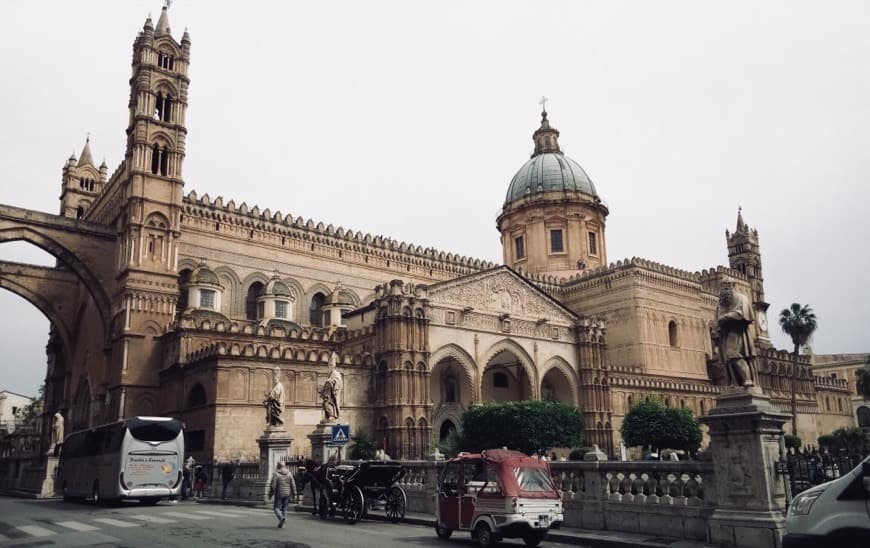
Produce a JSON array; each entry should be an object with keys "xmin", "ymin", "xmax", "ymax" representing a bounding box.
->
[
  {"xmin": 716, "ymin": 278, "xmax": 759, "ymax": 389},
  {"xmin": 320, "ymin": 352, "xmax": 343, "ymax": 422},
  {"xmin": 48, "ymin": 412, "xmax": 64, "ymax": 454},
  {"xmin": 263, "ymin": 367, "xmax": 286, "ymax": 427}
]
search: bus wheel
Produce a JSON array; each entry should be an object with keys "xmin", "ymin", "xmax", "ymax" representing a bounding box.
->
[{"xmin": 91, "ymin": 482, "xmax": 100, "ymax": 505}]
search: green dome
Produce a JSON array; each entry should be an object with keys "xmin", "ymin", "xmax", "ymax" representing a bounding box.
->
[
  {"xmin": 264, "ymin": 278, "xmax": 292, "ymax": 297},
  {"xmin": 504, "ymin": 109, "xmax": 598, "ymax": 206},
  {"xmin": 505, "ymin": 152, "xmax": 597, "ymax": 204},
  {"xmin": 191, "ymin": 264, "xmax": 220, "ymax": 286}
]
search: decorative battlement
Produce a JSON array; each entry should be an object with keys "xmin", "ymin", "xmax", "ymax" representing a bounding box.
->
[
  {"xmin": 607, "ymin": 369, "xmax": 720, "ymax": 394},
  {"xmin": 182, "ymin": 191, "xmax": 496, "ymax": 275}
]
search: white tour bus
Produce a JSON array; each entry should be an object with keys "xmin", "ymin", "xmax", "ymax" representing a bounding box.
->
[{"xmin": 59, "ymin": 416, "xmax": 184, "ymax": 505}]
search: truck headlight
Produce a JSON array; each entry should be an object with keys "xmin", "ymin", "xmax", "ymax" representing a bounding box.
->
[{"xmin": 789, "ymin": 491, "xmax": 822, "ymax": 516}]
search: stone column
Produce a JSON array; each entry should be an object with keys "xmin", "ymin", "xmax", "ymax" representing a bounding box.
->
[
  {"xmin": 255, "ymin": 427, "xmax": 293, "ymax": 504},
  {"xmin": 307, "ymin": 422, "xmax": 346, "ymax": 464},
  {"xmin": 700, "ymin": 389, "xmax": 790, "ymax": 548}
]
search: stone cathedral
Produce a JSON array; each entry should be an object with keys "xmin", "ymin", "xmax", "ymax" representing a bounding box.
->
[{"xmin": 0, "ymin": 6, "xmax": 854, "ymax": 463}]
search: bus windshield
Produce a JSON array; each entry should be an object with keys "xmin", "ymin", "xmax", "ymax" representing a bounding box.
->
[{"xmin": 127, "ymin": 417, "xmax": 183, "ymax": 442}]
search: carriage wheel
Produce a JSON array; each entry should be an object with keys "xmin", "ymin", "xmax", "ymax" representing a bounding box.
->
[
  {"xmin": 385, "ymin": 486, "xmax": 407, "ymax": 523},
  {"xmin": 343, "ymin": 485, "xmax": 365, "ymax": 524},
  {"xmin": 318, "ymin": 491, "xmax": 330, "ymax": 520}
]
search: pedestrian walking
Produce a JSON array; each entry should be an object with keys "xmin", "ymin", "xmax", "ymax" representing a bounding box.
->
[
  {"xmin": 268, "ymin": 461, "xmax": 297, "ymax": 528},
  {"xmin": 220, "ymin": 460, "xmax": 236, "ymax": 500},
  {"xmin": 182, "ymin": 455, "xmax": 195, "ymax": 500},
  {"xmin": 194, "ymin": 465, "xmax": 208, "ymax": 499}
]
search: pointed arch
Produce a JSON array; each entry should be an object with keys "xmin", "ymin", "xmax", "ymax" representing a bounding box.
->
[
  {"xmin": 540, "ymin": 356, "xmax": 579, "ymax": 405},
  {"xmin": 481, "ymin": 338, "xmax": 538, "ymax": 399},
  {"xmin": 429, "ymin": 343, "xmax": 478, "ymax": 404},
  {"xmin": 0, "ymin": 226, "xmax": 111, "ymax": 341}
]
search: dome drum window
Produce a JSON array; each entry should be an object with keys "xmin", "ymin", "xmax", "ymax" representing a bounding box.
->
[
  {"xmin": 514, "ymin": 236, "xmax": 525, "ymax": 260},
  {"xmin": 180, "ymin": 262, "xmax": 224, "ymax": 314},
  {"xmin": 199, "ymin": 289, "xmax": 215, "ymax": 310},
  {"xmin": 550, "ymin": 229, "xmax": 564, "ymax": 254}
]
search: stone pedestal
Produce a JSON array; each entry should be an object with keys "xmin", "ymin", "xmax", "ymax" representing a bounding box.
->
[
  {"xmin": 308, "ymin": 422, "xmax": 346, "ymax": 463},
  {"xmin": 700, "ymin": 389, "xmax": 790, "ymax": 548},
  {"xmin": 255, "ymin": 427, "xmax": 293, "ymax": 503},
  {"xmin": 41, "ymin": 456, "xmax": 59, "ymax": 498}
]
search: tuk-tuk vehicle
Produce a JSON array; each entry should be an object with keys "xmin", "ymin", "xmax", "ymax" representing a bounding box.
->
[{"xmin": 435, "ymin": 449, "xmax": 564, "ymax": 547}]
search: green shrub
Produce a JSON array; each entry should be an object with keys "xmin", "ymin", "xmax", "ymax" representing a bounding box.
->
[
  {"xmin": 621, "ymin": 399, "xmax": 702, "ymax": 454},
  {"xmin": 460, "ymin": 401, "xmax": 584, "ymax": 456}
]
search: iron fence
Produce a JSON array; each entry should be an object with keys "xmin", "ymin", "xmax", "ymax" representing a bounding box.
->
[{"xmin": 780, "ymin": 451, "xmax": 866, "ymax": 500}]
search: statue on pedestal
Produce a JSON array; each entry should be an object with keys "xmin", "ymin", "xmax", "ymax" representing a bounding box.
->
[
  {"xmin": 263, "ymin": 367, "xmax": 286, "ymax": 427},
  {"xmin": 716, "ymin": 278, "xmax": 759, "ymax": 389},
  {"xmin": 320, "ymin": 352, "xmax": 343, "ymax": 422}
]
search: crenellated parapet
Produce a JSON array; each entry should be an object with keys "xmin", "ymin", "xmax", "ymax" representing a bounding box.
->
[
  {"xmin": 181, "ymin": 191, "xmax": 495, "ymax": 279},
  {"xmin": 557, "ymin": 256, "xmax": 734, "ymax": 296}
]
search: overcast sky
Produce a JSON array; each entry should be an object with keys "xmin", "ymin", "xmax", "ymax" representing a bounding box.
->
[{"xmin": 1, "ymin": 1, "xmax": 868, "ymax": 397}]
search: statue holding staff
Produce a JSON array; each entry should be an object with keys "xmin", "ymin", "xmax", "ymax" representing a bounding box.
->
[
  {"xmin": 320, "ymin": 352, "xmax": 343, "ymax": 422},
  {"xmin": 264, "ymin": 367, "xmax": 286, "ymax": 427}
]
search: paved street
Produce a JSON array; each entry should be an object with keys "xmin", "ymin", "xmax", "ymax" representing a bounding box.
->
[{"xmin": 0, "ymin": 498, "xmax": 584, "ymax": 548}]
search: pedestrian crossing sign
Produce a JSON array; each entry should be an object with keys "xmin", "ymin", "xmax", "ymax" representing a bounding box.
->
[{"xmin": 330, "ymin": 424, "xmax": 350, "ymax": 445}]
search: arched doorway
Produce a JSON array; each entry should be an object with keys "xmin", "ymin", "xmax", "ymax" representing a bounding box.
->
[
  {"xmin": 540, "ymin": 366, "xmax": 575, "ymax": 405},
  {"xmin": 481, "ymin": 349, "xmax": 533, "ymax": 402}
]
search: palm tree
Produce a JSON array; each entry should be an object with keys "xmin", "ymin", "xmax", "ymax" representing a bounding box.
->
[{"xmin": 779, "ymin": 303, "xmax": 818, "ymax": 436}]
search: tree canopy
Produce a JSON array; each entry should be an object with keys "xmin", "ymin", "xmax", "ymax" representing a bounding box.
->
[
  {"xmin": 459, "ymin": 400, "xmax": 584, "ymax": 456},
  {"xmin": 621, "ymin": 400, "xmax": 702, "ymax": 454}
]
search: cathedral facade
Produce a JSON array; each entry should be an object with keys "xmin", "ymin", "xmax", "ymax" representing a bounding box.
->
[{"xmin": 3, "ymin": 7, "xmax": 855, "ymax": 463}]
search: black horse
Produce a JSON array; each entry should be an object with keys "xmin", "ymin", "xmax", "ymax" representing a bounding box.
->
[{"xmin": 300, "ymin": 458, "xmax": 333, "ymax": 518}]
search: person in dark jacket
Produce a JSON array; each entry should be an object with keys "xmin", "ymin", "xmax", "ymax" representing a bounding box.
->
[
  {"xmin": 220, "ymin": 460, "xmax": 236, "ymax": 500},
  {"xmin": 268, "ymin": 461, "xmax": 297, "ymax": 528}
]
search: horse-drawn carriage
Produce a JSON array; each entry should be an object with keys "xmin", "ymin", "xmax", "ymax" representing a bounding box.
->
[{"xmin": 303, "ymin": 460, "xmax": 407, "ymax": 524}]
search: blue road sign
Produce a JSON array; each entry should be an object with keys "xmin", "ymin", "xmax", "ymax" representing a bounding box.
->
[{"xmin": 329, "ymin": 424, "xmax": 350, "ymax": 445}]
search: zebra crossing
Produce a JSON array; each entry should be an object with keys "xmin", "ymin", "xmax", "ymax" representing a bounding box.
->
[{"xmin": 0, "ymin": 507, "xmax": 263, "ymax": 543}]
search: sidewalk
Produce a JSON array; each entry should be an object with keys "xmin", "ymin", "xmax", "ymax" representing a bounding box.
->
[{"xmin": 199, "ymin": 498, "xmax": 717, "ymax": 548}]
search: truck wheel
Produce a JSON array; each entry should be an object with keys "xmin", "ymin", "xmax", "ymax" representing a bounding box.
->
[
  {"xmin": 523, "ymin": 530, "xmax": 547, "ymax": 547},
  {"xmin": 435, "ymin": 521, "xmax": 453, "ymax": 539},
  {"xmin": 475, "ymin": 522, "xmax": 496, "ymax": 548}
]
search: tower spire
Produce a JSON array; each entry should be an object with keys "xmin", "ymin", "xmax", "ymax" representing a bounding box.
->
[
  {"xmin": 77, "ymin": 135, "xmax": 94, "ymax": 167},
  {"xmin": 736, "ymin": 206, "xmax": 746, "ymax": 232},
  {"xmin": 155, "ymin": 3, "xmax": 171, "ymax": 36}
]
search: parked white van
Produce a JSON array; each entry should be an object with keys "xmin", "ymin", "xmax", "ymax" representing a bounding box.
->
[{"xmin": 783, "ymin": 454, "xmax": 870, "ymax": 548}]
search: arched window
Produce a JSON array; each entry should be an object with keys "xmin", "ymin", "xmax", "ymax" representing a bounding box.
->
[
  {"xmin": 187, "ymin": 383, "xmax": 207, "ymax": 407},
  {"xmin": 155, "ymin": 91, "xmax": 173, "ymax": 122},
  {"xmin": 177, "ymin": 269, "xmax": 192, "ymax": 313},
  {"xmin": 76, "ymin": 206, "xmax": 84, "ymax": 219},
  {"xmin": 668, "ymin": 320, "xmax": 678, "ymax": 348},
  {"xmin": 309, "ymin": 292, "xmax": 325, "ymax": 326},
  {"xmin": 158, "ymin": 51, "xmax": 175, "ymax": 70},
  {"xmin": 245, "ymin": 282, "xmax": 264, "ymax": 321},
  {"xmin": 150, "ymin": 144, "xmax": 169, "ymax": 176},
  {"xmin": 627, "ymin": 395, "xmax": 633, "ymax": 409},
  {"xmin": 700, "ymin": 400, "xmax": 706, "ymax": 415},
  {"xmin": 493, "ymin": 371, "xmax": 509, "ymax": 388}
]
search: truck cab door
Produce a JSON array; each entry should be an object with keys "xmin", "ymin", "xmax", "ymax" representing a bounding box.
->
[{"xmin": 438, "ymin": 461, "xmax": 460, "ymax": 530}]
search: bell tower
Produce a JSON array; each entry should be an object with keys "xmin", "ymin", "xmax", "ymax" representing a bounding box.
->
[
  {"xmin": 108, "ymin": 4, "xmax": 191, "ymax": 417},
  {"xmin": 726, "ymin": 207, "xmax": 770, "ymax": 344}
]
